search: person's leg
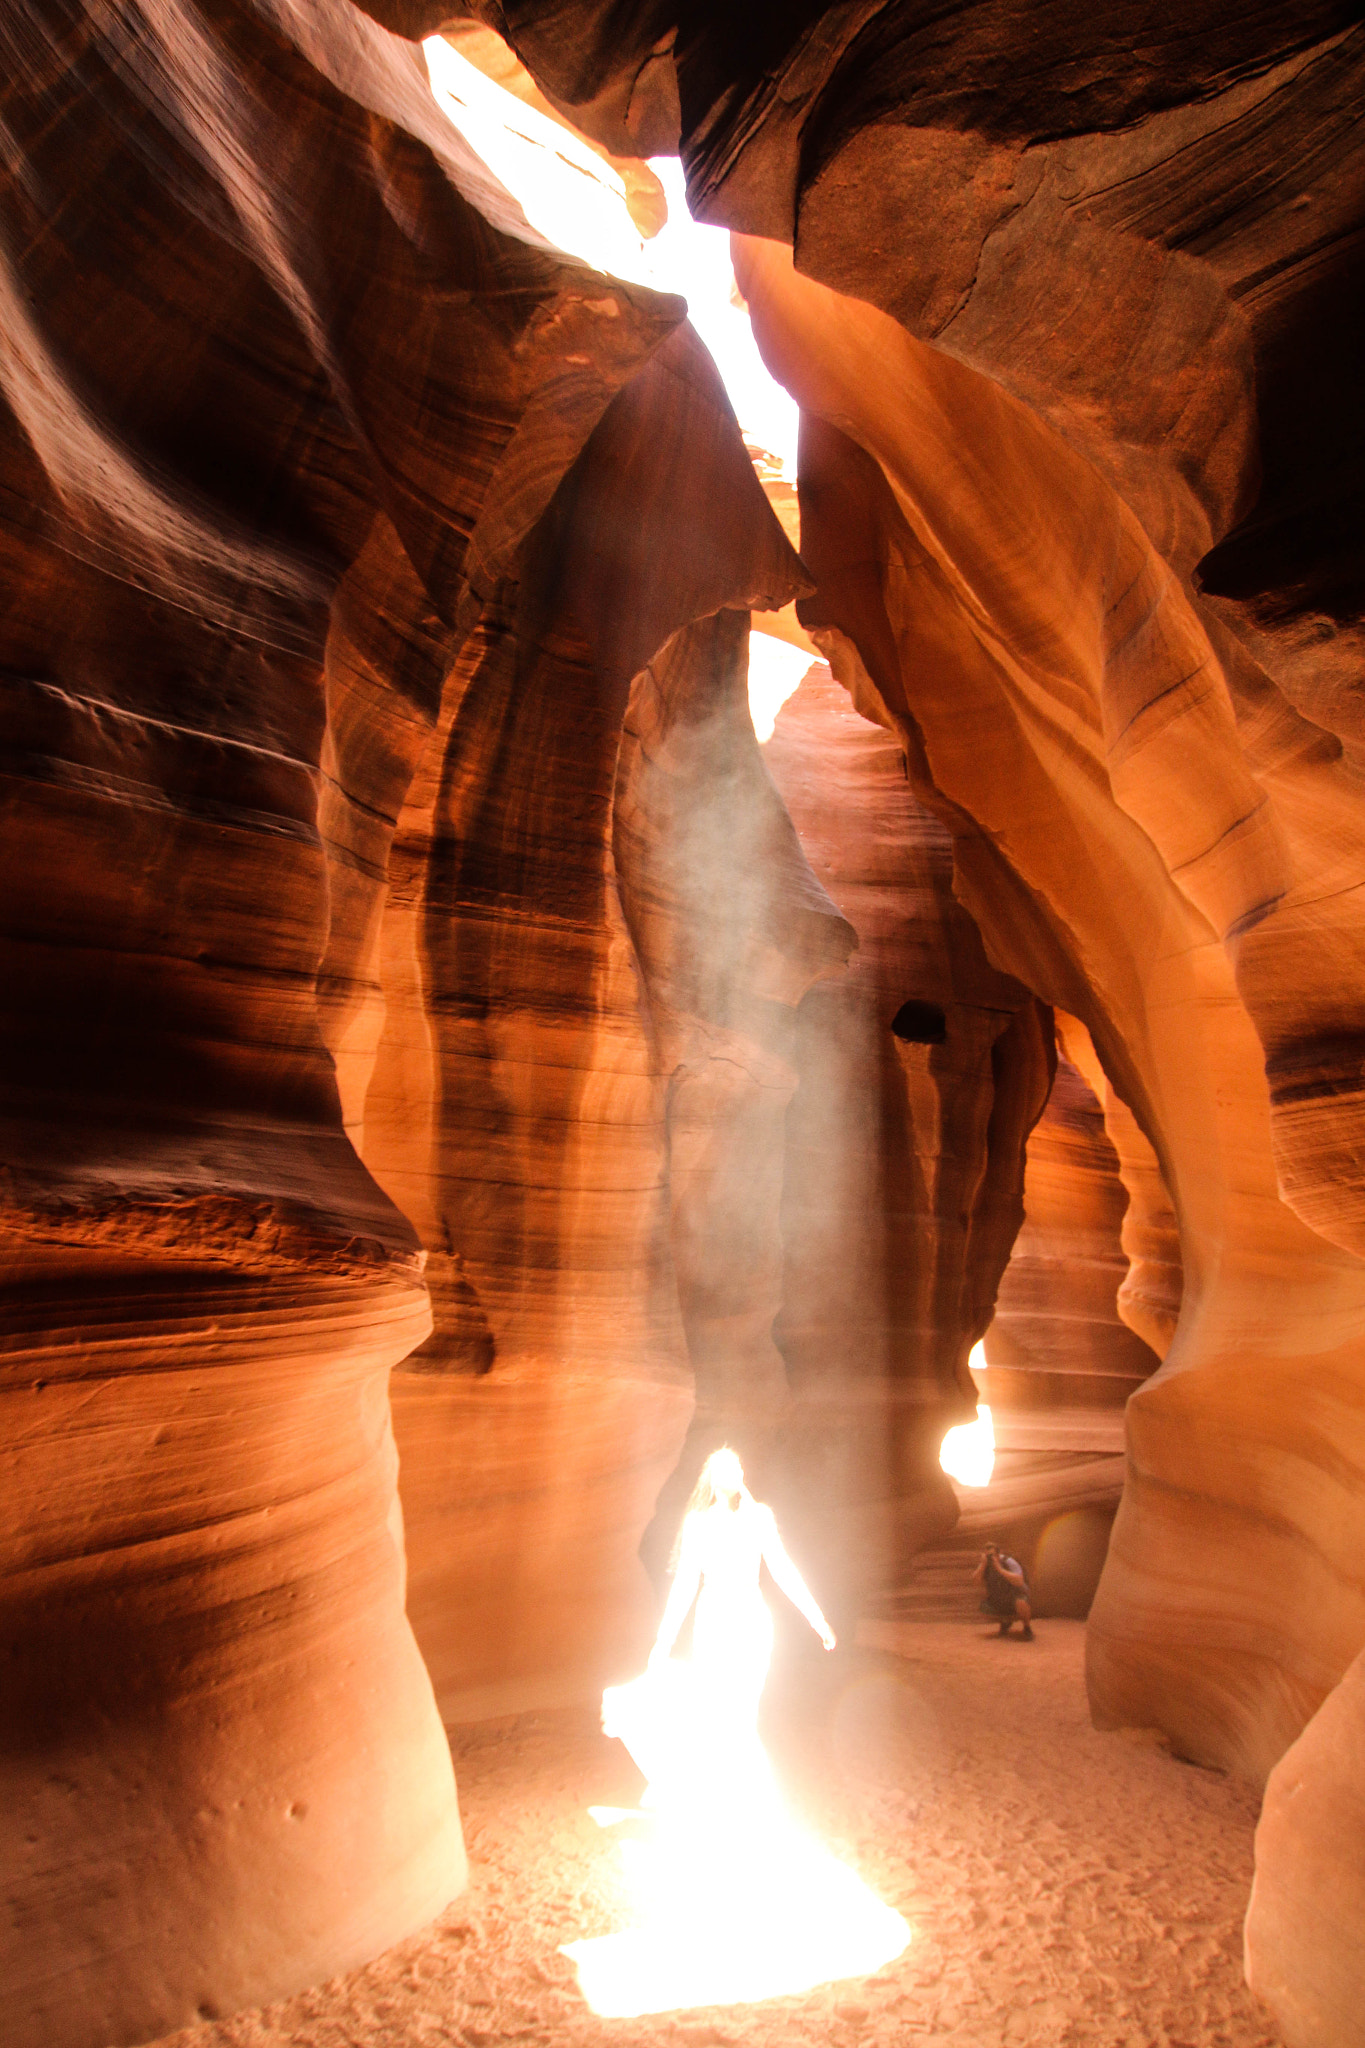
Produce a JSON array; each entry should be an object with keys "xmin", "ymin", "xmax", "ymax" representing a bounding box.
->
[{"xmin": 1015, "ymin": 1596, "xmax": 1034, "ymax": 1640}]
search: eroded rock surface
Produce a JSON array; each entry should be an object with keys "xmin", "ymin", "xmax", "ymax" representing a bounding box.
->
[
  {"xmin": 6, "ymin": 0, "xmax": 1365, "ymax": 2036},
  {"xmin": 0, "ymin": 0, "xmax": 698, "ymax": 2034},
  {"xmin": 1244, "ymin": 1646, "xmax": 1365, "ymax": 2048},
  {"xmin": 760, "ymin": 664, "xmax": 1053, "ymax": 1601},
  {"xmin": 730, "ymin": 234, "xmax": 1365, "ymax": 1786}
]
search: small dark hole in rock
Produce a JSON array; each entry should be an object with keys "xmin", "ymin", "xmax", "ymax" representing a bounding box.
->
[{"xmin": 891, "ymin": 1000, "xmax": 947, "ymax": 1044}]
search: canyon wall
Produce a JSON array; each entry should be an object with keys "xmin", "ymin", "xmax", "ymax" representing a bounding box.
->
[
  {"xmin": 0, "ymin": 0, "xmax": 698, "ymax": 2034},
  {"xmin": 5, "ymin": 0, "xmax": 1364, "ymax": 2041},
  {"xmin": 2, "ymin": 3, "xmax": 1052, "ymax": 2033}
]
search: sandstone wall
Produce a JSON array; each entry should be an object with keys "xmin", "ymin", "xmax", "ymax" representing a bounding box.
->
[
  {"xmin": 736, "ymin": 237, "xmax": 1365, "ymax": 1779},
  {"xmin": 0, "ymin": 0, "xmax": 692, "ymax": 2034},
  {"xmin": 7, "ymin": 0, "xmax": 1365, "ymax": 2036},
  {"xmin": 760, "ymin": 664, "xmax": 1054, "ymax": 1601}
]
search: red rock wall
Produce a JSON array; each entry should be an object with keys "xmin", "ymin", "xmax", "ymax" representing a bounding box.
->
[
  {"xmin": 972, "ymin": 1032, "xmax": 1164, "ymax": 1609},
  {"xmin": 734, "ymin": 235, "xmax": 1365, "ymax": 1784},
  {"xmin": 0, "ymin": 0, "xmax": 697, "ymax": 2035},
  {"xmin": 8, "ymin": 0, "xmax": 1365, "ymax": 2035},
  {"xmin": 1245, "ymin": 1645, "xmax": 1365, "ymax": 2048},
  {"xmin": 988, "ymin": 1048, "xmax": 1161, "ymax": 1410},
  {"xmin": 760, "ymin": 664, "xmax": 1054, "ymax": 1599},
  {"xmin": 359, "ymin": 330, "xmax": 816, "ymax": 1715}
]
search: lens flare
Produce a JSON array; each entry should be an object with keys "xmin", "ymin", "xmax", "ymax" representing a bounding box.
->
[{"xmin": 563, "ymin": 1664, "xmax": 910, "ymax": 2017}]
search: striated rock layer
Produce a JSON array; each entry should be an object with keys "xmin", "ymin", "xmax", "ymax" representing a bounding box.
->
[
  {"xmin": 759, "ymin": 664, "xmax": 1053, "ymax": 1598},
  {"xmin": 438, "ymin": 0, "xmax": 1365, "ymax": 1787},
  {"xmin": 735, "ymin": 235, "xmax": 1365, "ymax": 1783},
  {"xmin": 0, "ymin": 0, "xmax": 714, "ymax": 2035},
  {"xmin": 7, "ymin": 0, "xmax": 1365, "ymax": 2035},
  {"xmin": 361, "ymin": 327, "xmax": 814, "ymax": 1714},
  {"xmin": 972, "ymin": 1036, "xmax": 1162, "ymax": 1608}
]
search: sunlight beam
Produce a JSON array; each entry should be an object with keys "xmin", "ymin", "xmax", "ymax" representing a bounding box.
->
[{"xmin": 940, "ymin": 1339, "xmax": 996, "ymax": 1487}]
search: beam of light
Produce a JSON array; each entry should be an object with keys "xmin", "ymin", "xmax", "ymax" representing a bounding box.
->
[
  {"xmin": 939, "ymin": 1340, "xmax": 995, "ymax": 1487},
  {"xmin": 424, "ymin": 38, "xmax": 651, "ymax": 286},
  {"xmin": 422, "ymin": 46, "xmax": 799, "ymax": 477},
  {"xmin": 563, "ymin": 1662, "xmax": 910, "ymax": 2018},
  {"xmin": 641, "ymin": 159, "xmax": 799, "ymax": 477},
  {"xmin": 747, "ymin": 632, "xmax": 814, "ymax": 742}
]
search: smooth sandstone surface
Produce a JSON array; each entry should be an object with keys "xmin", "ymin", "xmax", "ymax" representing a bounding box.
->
[
  {"xmin": 5, "ymin": 0, "xmax": 1364, "ymax": 2042},
  {"xmin": 0, "ymin": 0, "xmax": 694, "ymax": 2035},
  {"xmin": 735, "ymin": 233, "xmax": 1365, "ymax": 1790},
  {"xmin": 760, "ymin": 664, "xmax": 1053, "ymax": 1595},
  {"xmin": 1245, "ymin": 1646, "xmax": 1365, "ymax": 2048}
]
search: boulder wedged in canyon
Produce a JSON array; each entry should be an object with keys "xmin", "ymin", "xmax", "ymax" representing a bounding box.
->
[
  {"xmin": 1244, "ymin": 1644, "xmax": 1365, "ymax": 2048},
  {"xmin": 0, "ymin": 0, "xmax": 724, "ymax": 2034}
]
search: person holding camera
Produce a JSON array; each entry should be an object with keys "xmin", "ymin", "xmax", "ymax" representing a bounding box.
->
[{"xmin": 973, "ymin": 1541, "xmax": 1035, "ymax": 1639}]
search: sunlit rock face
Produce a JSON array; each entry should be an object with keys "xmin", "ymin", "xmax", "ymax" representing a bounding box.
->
[
  {"xmin": 974, "ymin": 1039, "xmax": 1161, "ymax": 1593},
  {"xmin": 454, "ymin": 0, "xmax": 1365, "ymax": 1997},
  {"xmin": 1245, "ymin": 1645, "xmax": 1365, "ymax": 2048},
  {"xmin": 7, "ymin": 0, "xmax": 1365, "ymax": 2035},
  {"xmin": 734, "ymin": 241, "xmax": 1365, "ymax": 1785},
  {"xmin": 0, "ymin": 0, "xmax": 692, "ymax": 2034},
  {"xmin": 430, "ymin": 14, "xmax": 1365, "ymax": 1773},
  {"xmin": 988, "ymin": 1048, "xmax": 1161, "ymax": 1414},
  {"xmin": 360, "ymin": 327, "xmax": 812, "ymax": 1715}
]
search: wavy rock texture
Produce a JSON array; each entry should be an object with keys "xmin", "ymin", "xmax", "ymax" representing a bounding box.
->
[
  {"xmin": 1244, "ymin": 1645, "xmax": 1365, "ymax": 2048},
  {"xmin": 0, "ymin": 0, "xmax": 700, "ymax": 2036},
  {"xmin": 735, "ymin": 235, "xmax": 1365, "ymax": 1784},
  {"xmin": 975, "ymin": 1039, "xmax": 1160, "ymax": 1582},
  {"xmin": 360, "ymin": 325, "xmax": 814, "ymax": 1715},
  {"xmin": 987, "ymin": 1046, "xmax": 1161, "ymax": 1414},
  {"xmin": 758, "ymin": 663, "xmax": 1053, "ymax": 1599},
  {"xmin": 439, "ymin": 6, "xmax": 1365, "ymax": 1765},
  {"xmin": 8, "ymin": 0, "xmax": 1365, "ymax": 2036}
]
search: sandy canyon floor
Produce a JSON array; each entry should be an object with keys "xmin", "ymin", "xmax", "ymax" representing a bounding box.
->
[{"xmin": 157, "ymin": 1620, "xmax": 1280, "ymax": 2048}]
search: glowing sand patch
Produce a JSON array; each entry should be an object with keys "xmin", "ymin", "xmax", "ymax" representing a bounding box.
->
[
  {"xmin": 563, "ymin": 1663, "xmax": 910, "ymax": 2018},
  {"xmin": 747, "ymin": 632, "xmax": 813, "ymax": 742},
  {"xmin": 563, "ymin": 1811, "xmax": 910, "ymax": 2017}
]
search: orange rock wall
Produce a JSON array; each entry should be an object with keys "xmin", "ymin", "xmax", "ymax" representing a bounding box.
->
[
  {"xmin": 7, "ymin": 0, "xmax": 1365, "ymax": 2040},
  {"xmin": 0, "ymin": 0, "xmax": 693, "ymax": 2034},
  {"xmin": 735, "ymin": 235, "xmax": 1365, "ymax": 1783}
]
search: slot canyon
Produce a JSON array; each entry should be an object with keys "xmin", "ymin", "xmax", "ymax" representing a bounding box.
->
[{"xmin": 1, "ymin": 2, "xmax": 1362, "ymax": 2046}]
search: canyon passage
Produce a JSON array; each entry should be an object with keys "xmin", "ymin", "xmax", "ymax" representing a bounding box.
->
[{"xmin": 1, "ymin": 4, "xmax": 1362, "ymax": 2048}]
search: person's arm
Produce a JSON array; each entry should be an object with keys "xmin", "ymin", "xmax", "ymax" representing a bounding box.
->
[
  {"xmin": 996, "ymin": 1558, "xmax": 1026, "ymax": 1590},
  {"xmin": 972, "ymin": 1555, "xmax": 987, "ymax": 1584},
  {"xmin": 759, "ymin": 1508, "xmax": 836, "ymax": 1649},
  {"xmin": 649, "ymin": 1517, "xmax": 702, "ymax": 1667}
]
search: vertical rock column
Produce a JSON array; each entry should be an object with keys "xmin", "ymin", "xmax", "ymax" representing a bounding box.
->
[
  {"xmin": 762, "ymin": 665, "xmax": 1054, "ymax": 1601},
  {"xmin": 613, "ymin": 613, "xmax": 856, "ymax": 1560},
  {"xmin": 360, "ymin": 326, "xmax": 816, "ymax": 1708}
]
